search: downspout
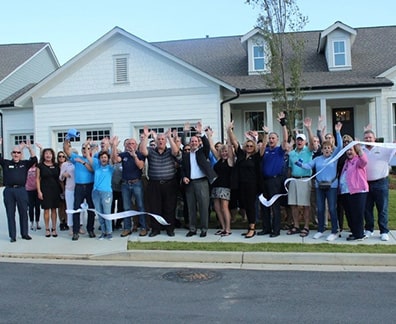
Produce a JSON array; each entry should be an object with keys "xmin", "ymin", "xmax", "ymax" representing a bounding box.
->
[{"xmin": 220, "ymin": 88, "xmax": 241, "ymax": 142}]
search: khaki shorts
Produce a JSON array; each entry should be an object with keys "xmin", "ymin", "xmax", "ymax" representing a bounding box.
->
[{"xmin": 287, "ymin": 179, "xmax": 312, "ymax": 206}]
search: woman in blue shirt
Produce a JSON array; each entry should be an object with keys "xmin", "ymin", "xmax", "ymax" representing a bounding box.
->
[
  {"xmin": 87, "ymin": 150, "xmax": 115, "ymax": 240},
  {"xmin": 297, "ymin": 122, "xmax": 343, "ymax": 241}
]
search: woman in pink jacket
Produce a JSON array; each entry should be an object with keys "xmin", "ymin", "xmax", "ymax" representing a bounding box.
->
[{"xmin": 339, "ymin": 143, "xmax": 368, "ymax": 241}]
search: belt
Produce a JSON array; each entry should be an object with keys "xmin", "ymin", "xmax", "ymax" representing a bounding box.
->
[
  {"xmin": 292, "ymin": 176, "xmax": 310, "ymax": 179},
  {"xmin": 6, "ymin": 185, "xmax": 24, "ymax": 188},
  {"xmin": 263, "ymin": 175, "xmax": 282, "ymax": 180},
  {"xmin": 190, "ymin": 177, "xmax": 206, "ymax": 182},
  {"xmin": 368, "ymin": 177, "xmax": 387, "ymax": 183},
  {"xmin": 122, "ymin": 179, "xmax": 140, "ymax": 184},
  {"xmin": 151, "ymin": 179, "xmax": 175, "ymax": 184}
]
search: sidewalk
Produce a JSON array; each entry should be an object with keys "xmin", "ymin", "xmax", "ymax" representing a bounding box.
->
[{"xmin": 1, "ymin": 188, "xmax": 395, "ymax": 266}]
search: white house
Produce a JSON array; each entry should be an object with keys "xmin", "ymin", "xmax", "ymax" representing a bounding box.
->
[{"xmin": 2, "ymin": 21, "xmax": 396, "ymax": 155}]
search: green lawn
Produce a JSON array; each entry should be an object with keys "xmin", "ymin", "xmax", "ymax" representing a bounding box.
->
[{"xmin": 128, "ymin": 189, "xmax": 396, "ymax": 253}]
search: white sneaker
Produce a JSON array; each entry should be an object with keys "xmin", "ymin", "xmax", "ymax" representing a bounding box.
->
[
  {"xmin": 380, "ymin": 233, "xmax": 389, "ymax": 241},
  {"xmin": 364, "ymin": 230, "xmax": 373, "ymax": 238},
  {"xmin": 313, "ymin": 232, "xmax": 324, "ymax": 239},
  {"xmin": 326, "ymin": 233, "xmax": 338, "ymax": 242}
]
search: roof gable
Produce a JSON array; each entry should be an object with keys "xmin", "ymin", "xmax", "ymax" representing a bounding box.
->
[
  {"xmin": 317, "ymin": 21, "xmax": 357, "ymax": 53},
  {"xmin": 0, "ymin": 43, "xmax": 53, "ymax": 82},
  {"xmin": 15, "ymin": 27, "xmax": 236, "ymax": 106}
]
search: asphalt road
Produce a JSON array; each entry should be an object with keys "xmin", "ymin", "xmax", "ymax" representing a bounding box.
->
[{"xmin": 1, "ymin": 262, "xmax": 395, "ymax": 323}]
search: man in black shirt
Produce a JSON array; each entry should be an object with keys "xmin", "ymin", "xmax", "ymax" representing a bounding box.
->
[{"xmin": 0, "ymin": 138, "xmax": 37, "ymax": 242}]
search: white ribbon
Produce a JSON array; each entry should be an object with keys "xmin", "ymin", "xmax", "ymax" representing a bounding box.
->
[
  {"xmin": 66, "ymin": 204, "xmax": 170, "ymax": 226},
  {"xmin": 259, "ymin": 140, "xmax": 396, "ymax": 207}
]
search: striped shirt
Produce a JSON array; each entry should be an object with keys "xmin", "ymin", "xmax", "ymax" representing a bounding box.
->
[{"xmin": 147, "ymin": 147, "xmax": 177, "ymax": 181}]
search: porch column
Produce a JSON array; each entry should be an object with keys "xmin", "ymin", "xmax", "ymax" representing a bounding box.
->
[
  {"xmin": 320, "ymin": 98, "xmax": 327, "ymax": 128},
  {"xmin": 266, "ymin": 100, "xmax": 273, "ymax": 131},
  {"xmin": 368, "ymin": 97, "xmax": 380, "ymax": 137}
]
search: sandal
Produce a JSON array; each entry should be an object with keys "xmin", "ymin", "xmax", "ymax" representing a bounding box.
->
[
  {"xmin": 245, "ymin": 227, "xmax": 256, "ymax": 239},
  {"xmin": 221, "ymin": 231, "xmax": 232, "ymax": 237},
  {"xmin": 299, "ymin": 227, "xmax": 310, "ymax": 237},
  {"xmin": 286, "ymin": 227, "xmax": 300, "ymax": 235},
  {"xmin": 214, "ymin": 230, "xmax": 223, "ymax": 235},
  {"xmin": 45, "ymin": 229, "xmax": 51, "ymax": 238},
  {"xmin": 51, "ymin": 228, "xmax": 58, "ymax": 238}
]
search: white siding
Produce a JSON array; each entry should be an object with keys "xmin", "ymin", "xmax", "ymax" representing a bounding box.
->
[
  {"xmin": 1, "ymin": 108, "xmax": 34, "ymax": 155},
  {"xmin": 42, "ymin": 38, "xmax": 213, "ymax": 98},
  {"xmin": 32, "ymin": 37, "xmax": 223, "ymax": 150}
]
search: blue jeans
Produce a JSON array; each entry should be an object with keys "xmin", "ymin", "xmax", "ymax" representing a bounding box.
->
[
  {"xmin": 92, "ymin": 190, "xmax": 113, "ymax": 234},
  {"xmin": 364, "ymin": 177, "xmax": 389, "ymax": 234},
  {"xmin": 121, "ymin": 180, "xmax": 146, "ymax": 230},
  {"xmin": 316, "ymin": 187, "xmax": 338, "ymax": 233}
]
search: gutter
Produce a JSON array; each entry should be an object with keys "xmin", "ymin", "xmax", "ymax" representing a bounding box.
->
[{"xmin": 220, "ymin": 88, "xmax": 241, "ymax": 142}]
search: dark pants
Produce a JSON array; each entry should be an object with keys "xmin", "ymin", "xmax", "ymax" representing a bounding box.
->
[
  {"xmin": 261, "ymin": 176, "xmax": 283, "ymax": 234},
  {"xmin": 342, "ymin": 192, "xmax": 367, "ymax": 239},
  {"xmin": 239, "ymin": 181, "xmax": 258, "ymax": 224},
  {"xmin": 73, "ymin": 183, "xmax": 95, "ymax": 234},
  {"xmin": 146, "ymin": 179, "xmax": 178, "ymax": 232},
  {"xmin": 4, "ymin": 187, "xmax": 29, "ymax": 239},
  {"xmin": 27, "ymin": 189, "xmax": 41, "ymax": 222}
]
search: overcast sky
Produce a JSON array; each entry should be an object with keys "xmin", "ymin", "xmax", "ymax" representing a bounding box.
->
[{"xmin": 1, "ymin": 0, "xmax": 395, "ymax": 65}]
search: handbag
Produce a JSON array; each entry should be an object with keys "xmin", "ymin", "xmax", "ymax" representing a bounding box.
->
[
  {"xmin": 318, "ymin": 181, "xmax": 332, "ymax": 190},
  {"xmin": 318, "ymin": 175, "xmax": 337, "ymax": 190}
]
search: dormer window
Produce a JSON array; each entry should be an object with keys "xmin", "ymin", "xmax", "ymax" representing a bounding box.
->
[
  {"xmin": 333, "ymin": 40, "xmax": 346, "ymax": 66},
  {"xmin": 241, "ymin": 28, "xmax": 269, "ymax": 75},
  {"xmin": 317, "ymin": 22, "xmax": 356, "ymax": 72},
  {"xmin": 253, "ymin": 45, "xmax": 265, "ymax": 71}
]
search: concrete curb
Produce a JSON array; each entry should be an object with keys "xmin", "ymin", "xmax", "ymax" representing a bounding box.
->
[{"xmin": 88, "ymin": 250, "xmax": 396, "ymax": 267}]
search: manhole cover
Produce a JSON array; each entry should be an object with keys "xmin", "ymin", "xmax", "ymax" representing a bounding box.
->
[{"xmin": 163, "ymin": 270, "xmax": 222, "ymax": 283}]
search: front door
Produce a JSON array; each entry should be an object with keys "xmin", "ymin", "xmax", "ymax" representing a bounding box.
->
[{"xmin": 332, "ymin": 108, "xmax": 354, "ymax": 144}]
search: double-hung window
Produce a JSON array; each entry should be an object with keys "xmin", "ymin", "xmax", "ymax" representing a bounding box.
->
[{"xmin": 333, "ymin": 40, "xmax": 346, "ymax": 66}]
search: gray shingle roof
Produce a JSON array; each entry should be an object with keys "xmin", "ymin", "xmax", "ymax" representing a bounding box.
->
[
  {"xmin": 0, "ymin": 43, "xmax": 48, "ymax": 82},
  {"xmin": 153, "ymin": 25, "xmax": 396, "ymax": 92},
  {"xmin": 0, "ymin": 83, "xmax": 36, "ymax": 106}
]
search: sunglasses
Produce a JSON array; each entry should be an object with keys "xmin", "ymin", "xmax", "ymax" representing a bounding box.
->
[
  {"xmin": 12, "ymin": 151, "xmax": 21, "ymax": 154},
  {"xmin": 82, "ymin": 147, "xmax": 90, "ymax": 150},
  {"xmin": 58, "ymin": 155, "xmax": 66, "ymax": 158},
  {"xmin": 184, "ymin": 149, "xmax": 191, "ymax": 152},
  {"xmin": 343, "ymin": 141, "xmax": 350, "ymax": 144},
  {"xmin": 245, "ymin": 145, "xmax": 254, "ymax": 148}
]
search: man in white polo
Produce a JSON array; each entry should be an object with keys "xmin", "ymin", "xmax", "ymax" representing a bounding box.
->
[{"xmin": 362, "ymin": 129, "xmax": 396, "ymax": 241}]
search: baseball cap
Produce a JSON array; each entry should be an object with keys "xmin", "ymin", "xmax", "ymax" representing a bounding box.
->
[{"xmin": 296, "ymin": 133, "xmax": 306, "ymax": 141}]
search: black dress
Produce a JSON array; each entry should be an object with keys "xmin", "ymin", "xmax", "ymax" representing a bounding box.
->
[{"xmin": 38, "ymin": 163, "xmax": 61, "ymax": 209}]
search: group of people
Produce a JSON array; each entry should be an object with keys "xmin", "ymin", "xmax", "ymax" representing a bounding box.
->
[{"xmin": 0, "ymin": 116, "xmax": 394, "ymax": 243}]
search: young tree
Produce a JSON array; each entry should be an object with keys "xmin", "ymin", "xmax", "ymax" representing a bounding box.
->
[{"xmin": 246, "ymin": 0, "xmax": 308, "ymax": 133}]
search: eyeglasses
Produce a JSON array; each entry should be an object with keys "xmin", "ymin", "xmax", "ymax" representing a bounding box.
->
[{"xmin": 12, "ymin": 151, "xmax": 21, "ymax": 154}]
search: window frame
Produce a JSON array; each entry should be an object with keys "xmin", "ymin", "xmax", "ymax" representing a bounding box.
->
[
  {"xmin": 333, "ymin": 40, "xmax": 346, "ymax": 67},
  {"xmin": 244, "ymin": 110, "xmax": 266, "ymax": 139},
  {"xmin": 253, "ymin": 44, "xmax": 265, "ymax": 71}
]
